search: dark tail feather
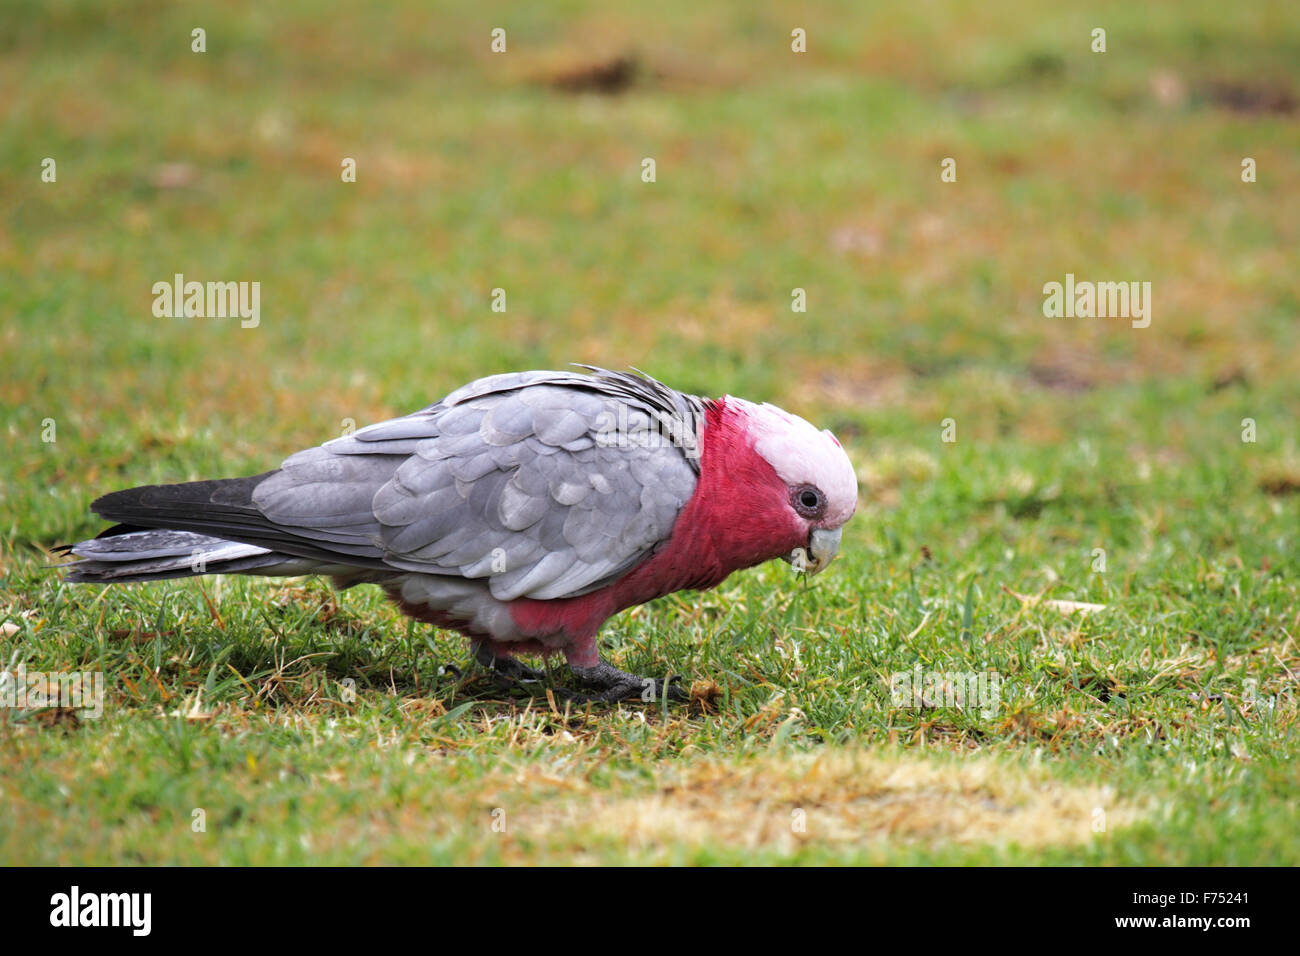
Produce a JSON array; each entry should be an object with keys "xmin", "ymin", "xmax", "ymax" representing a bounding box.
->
[
  {"xmin": 59, "ymin": 473, "xmax": 286, "ymax": 582},
  {"xmin": 79, "ymin": 472, "xmax": 392, "ymax": 571},
  {"xmin": 89, "ymin": 473, "xmax": 275, "ymax": 533}
]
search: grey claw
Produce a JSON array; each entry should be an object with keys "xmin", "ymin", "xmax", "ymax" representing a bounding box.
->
[
  {"xmin": 564, "ymin": 660, "xmax": 690, "ymax": 704},
  {"xmin": 473, "ymin": 643, "xmax": 546, "ymax": 683}
]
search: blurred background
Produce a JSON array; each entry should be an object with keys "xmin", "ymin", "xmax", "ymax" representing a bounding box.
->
[
  {"xmin": 3, "ymin": 0, "xmax": 1299, "ymax": 601},
  {"xmin": 3, "ymin": 1, "xmax": 1298, "ymax": 536},
  {"xmin": 1, "ymin": 0, "xmax": 1299, "ymax": 866}
]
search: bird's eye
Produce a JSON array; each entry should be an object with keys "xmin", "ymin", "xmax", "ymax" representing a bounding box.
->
[{"xmin": 792, "ymin": 484, "xmax": 826, "ymax": 518}]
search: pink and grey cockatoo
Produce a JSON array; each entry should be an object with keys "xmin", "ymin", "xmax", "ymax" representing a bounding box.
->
[{"xmin": 64, "ymin": 367, "xmax": 858, "ymax": 702}]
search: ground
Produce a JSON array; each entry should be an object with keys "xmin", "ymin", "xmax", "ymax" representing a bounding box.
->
[{"xmin": 1, "ymin": 0, "xmax": 1298, "ymax": 864}]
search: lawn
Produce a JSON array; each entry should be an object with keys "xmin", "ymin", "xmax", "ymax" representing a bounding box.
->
[{"xmin": 1, "ymin": 0, "xmax": 1298, "ymax": 864}]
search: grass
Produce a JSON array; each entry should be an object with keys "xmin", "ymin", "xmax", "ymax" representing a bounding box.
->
[{"xmin": 2, "ymin": 0, "xmax": 1298, "ymax": 864}]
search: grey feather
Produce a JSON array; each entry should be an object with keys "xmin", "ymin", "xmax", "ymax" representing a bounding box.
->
[{"xmin": 71, "ymin": 367, "xmax": 706, "ymax": 602}]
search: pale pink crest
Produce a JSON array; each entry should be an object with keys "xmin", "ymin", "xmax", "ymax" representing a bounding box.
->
[{"xmin": 725, "ymin": 397, "xmax": 859, "ymax": 527}]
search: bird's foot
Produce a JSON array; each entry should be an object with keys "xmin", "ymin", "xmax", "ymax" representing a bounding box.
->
[
  {"xmin": 560, "ymin": 660, "xmax": 689, "ymax": 704},
  {"xmin": 473, "ymin": 644, "xmax": 546, "ymax": 684}
]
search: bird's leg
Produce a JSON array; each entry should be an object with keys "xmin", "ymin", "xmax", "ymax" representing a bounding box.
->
[
  {"xmin": 472, "ymin": 641, "xmax": 545, "ymax": 683},
  {"xmin": 563, "ymin": 659, "xmax": 689, "ymax": 703}
]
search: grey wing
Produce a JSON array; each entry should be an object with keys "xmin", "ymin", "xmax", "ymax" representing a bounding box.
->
[{"xmin": 251, "ymin": 370, "xmax": 702, "ymax": 601}]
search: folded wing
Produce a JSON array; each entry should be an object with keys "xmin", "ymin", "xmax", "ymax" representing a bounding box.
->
[{"xmin": 92, "ymin": 369, "xmax": 703, "ymax": 601}]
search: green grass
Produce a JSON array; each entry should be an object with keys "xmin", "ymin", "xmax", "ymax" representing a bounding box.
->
[{"xmin": 2, "ymin": 0, "xmax": 1298, "ymax": 864}]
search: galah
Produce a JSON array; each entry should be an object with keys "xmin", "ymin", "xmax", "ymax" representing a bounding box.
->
[{"xmin": 63, "ymin": 367, "xmax": 858, "ymax": 702}]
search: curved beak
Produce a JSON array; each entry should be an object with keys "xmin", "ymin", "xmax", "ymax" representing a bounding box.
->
[{"xmin": 783, "ymin": 527, "xmax": 842, "ymax": 575}]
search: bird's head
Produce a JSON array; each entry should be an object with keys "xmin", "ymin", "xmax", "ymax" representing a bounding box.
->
[{"xmin": 702, "ymin": 396, "xmax": 859, "ymax": 576}]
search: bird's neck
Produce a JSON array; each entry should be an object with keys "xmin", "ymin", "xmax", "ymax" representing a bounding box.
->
[{"xmin": 611, "ymin": 399, "xmax": 807, "ymax": 602}]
